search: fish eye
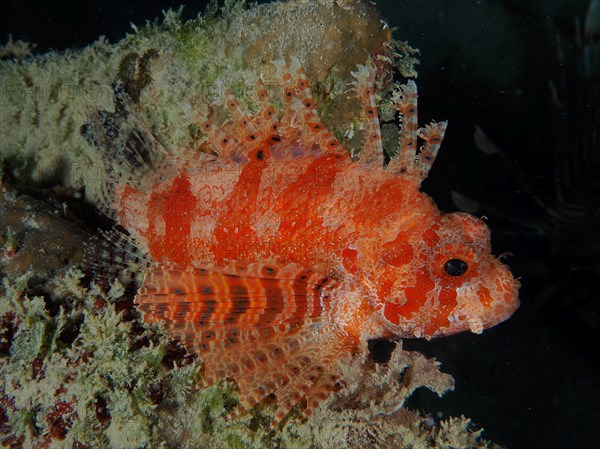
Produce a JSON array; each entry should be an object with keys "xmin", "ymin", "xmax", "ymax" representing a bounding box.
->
[{"xmin": 444, "ymin": 258, "xmax": 468, "ymax": 276}]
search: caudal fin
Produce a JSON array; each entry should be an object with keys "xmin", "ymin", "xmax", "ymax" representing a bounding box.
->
[{"xmin": 81, "ymin": 83, "xmax": 174, "ymax": 220}]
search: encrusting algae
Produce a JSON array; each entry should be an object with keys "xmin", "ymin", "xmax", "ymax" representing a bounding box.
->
[
  {"xmin": 1, "ymin": 1, "xmax": 510, "ymax": 448},
  {"xmin": 0, "ymin": 0, "xmax": 414, "ymax": 210}
]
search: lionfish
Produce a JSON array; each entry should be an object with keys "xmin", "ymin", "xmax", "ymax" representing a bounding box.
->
[{"xmin": 85, "ymin": 57, "xmax": 520, "ymax": 426}]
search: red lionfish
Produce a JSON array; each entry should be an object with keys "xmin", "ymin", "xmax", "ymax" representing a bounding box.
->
[{"xmin": 85, "ymin": 57, "xmax": 520, "ymax": 426}]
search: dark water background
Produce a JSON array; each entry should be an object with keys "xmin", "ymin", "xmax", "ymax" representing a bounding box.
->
[{"xmin": 2, "ymin": 1, "xmax": 599, "ymax": 448}]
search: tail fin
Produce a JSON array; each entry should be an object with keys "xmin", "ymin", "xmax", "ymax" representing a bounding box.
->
[
  {"xmin": 81, "ymin": 83, "xmax": 174, "ymax": 220},
  {"xmin": 83, "ymin": 226, "xmax": 153, "ymax": 290}
]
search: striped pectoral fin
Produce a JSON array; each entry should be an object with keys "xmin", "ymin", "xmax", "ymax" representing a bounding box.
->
[
  {"xmin": 134, "ymin": 261, "xmax": 337, "ymax": 388},
  {"xmin": 135, "ymin": 262, "xmax": 334, "ymax": 326},
  {"xmin": 134, "ymin": 261, "xmax": 343, "ymax": 424}
]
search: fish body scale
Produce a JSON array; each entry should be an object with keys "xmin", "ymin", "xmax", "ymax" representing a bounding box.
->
[{"xmin": 120, "ymin": 157, "xmax": 428, "ymax": 277}]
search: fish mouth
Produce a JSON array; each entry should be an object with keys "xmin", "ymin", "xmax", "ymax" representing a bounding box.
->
[
  {"xmin": 493, "ymin": 261, "xmax": 521, "ymax": 312},
  {"xmin": 484, "ymin": 279, "xmax": 521, "ymax": 330}
]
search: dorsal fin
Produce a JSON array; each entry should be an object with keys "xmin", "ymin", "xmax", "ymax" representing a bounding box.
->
[
  {"xmin": 351, "ymin": 64, "xmax": 384, "ymax": 165},
  {"xmin": 386, "ymin": 80, "xmax": 448, "ymax": 183},
  {"xmin": 189, "ymin": 58, "xmax": 348, "ymax": 164}
]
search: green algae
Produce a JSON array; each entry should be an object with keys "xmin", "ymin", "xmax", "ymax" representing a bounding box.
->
[
  {"xmin": 1, "ymin": 271, "xmax": 242, "ymax": 449},
  {"xmin": 0, "ymin": 0, "xmax": 410, "ymax": 209}
]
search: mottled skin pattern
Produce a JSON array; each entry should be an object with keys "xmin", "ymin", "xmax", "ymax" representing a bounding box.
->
[{"xmin": 96, "ymin": 59, "xmax": 520, "ymax": 426}]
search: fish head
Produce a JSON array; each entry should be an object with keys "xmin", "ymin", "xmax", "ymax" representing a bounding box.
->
[{"xmin": 363, "ymin": 212, "xmax": 520, "ymax": 339}]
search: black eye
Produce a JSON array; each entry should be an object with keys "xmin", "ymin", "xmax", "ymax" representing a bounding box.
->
[{"xmin": 444, "ymin": 258, "xmax": 468, "ymax": 276}]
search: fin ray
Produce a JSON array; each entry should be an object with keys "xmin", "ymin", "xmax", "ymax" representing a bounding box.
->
[
  {"xmin": 83, "ymin": 87, "xmax": 175, "ymax": 218},
  {"xmin": 135, "ymin": 262, "xmax": 335, "ymax": 333},
  {"xmin": 83, "ymin": 226, "xmax": 153, "ymax": 288}
]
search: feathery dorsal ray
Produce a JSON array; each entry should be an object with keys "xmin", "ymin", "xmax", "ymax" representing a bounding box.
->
[
  {"xmin": 387, "ymin": 80, "xmax": 448, "ymax": 183},
  {"xmin": 351, "ymin": 64, "xmax": 385, "ymax": 166},
  {"xmin": 273, "ymin": 58, "xmax": 346, "ymax": 155}
]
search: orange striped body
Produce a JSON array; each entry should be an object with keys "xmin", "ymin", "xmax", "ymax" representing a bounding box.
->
[
  {"xmin": 120, "ymin": 152, "xmax": 432, "ymax": 286},
  {"xmin": 90, "ymin": 58, "xmax": 520, "ymax": 427}
]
